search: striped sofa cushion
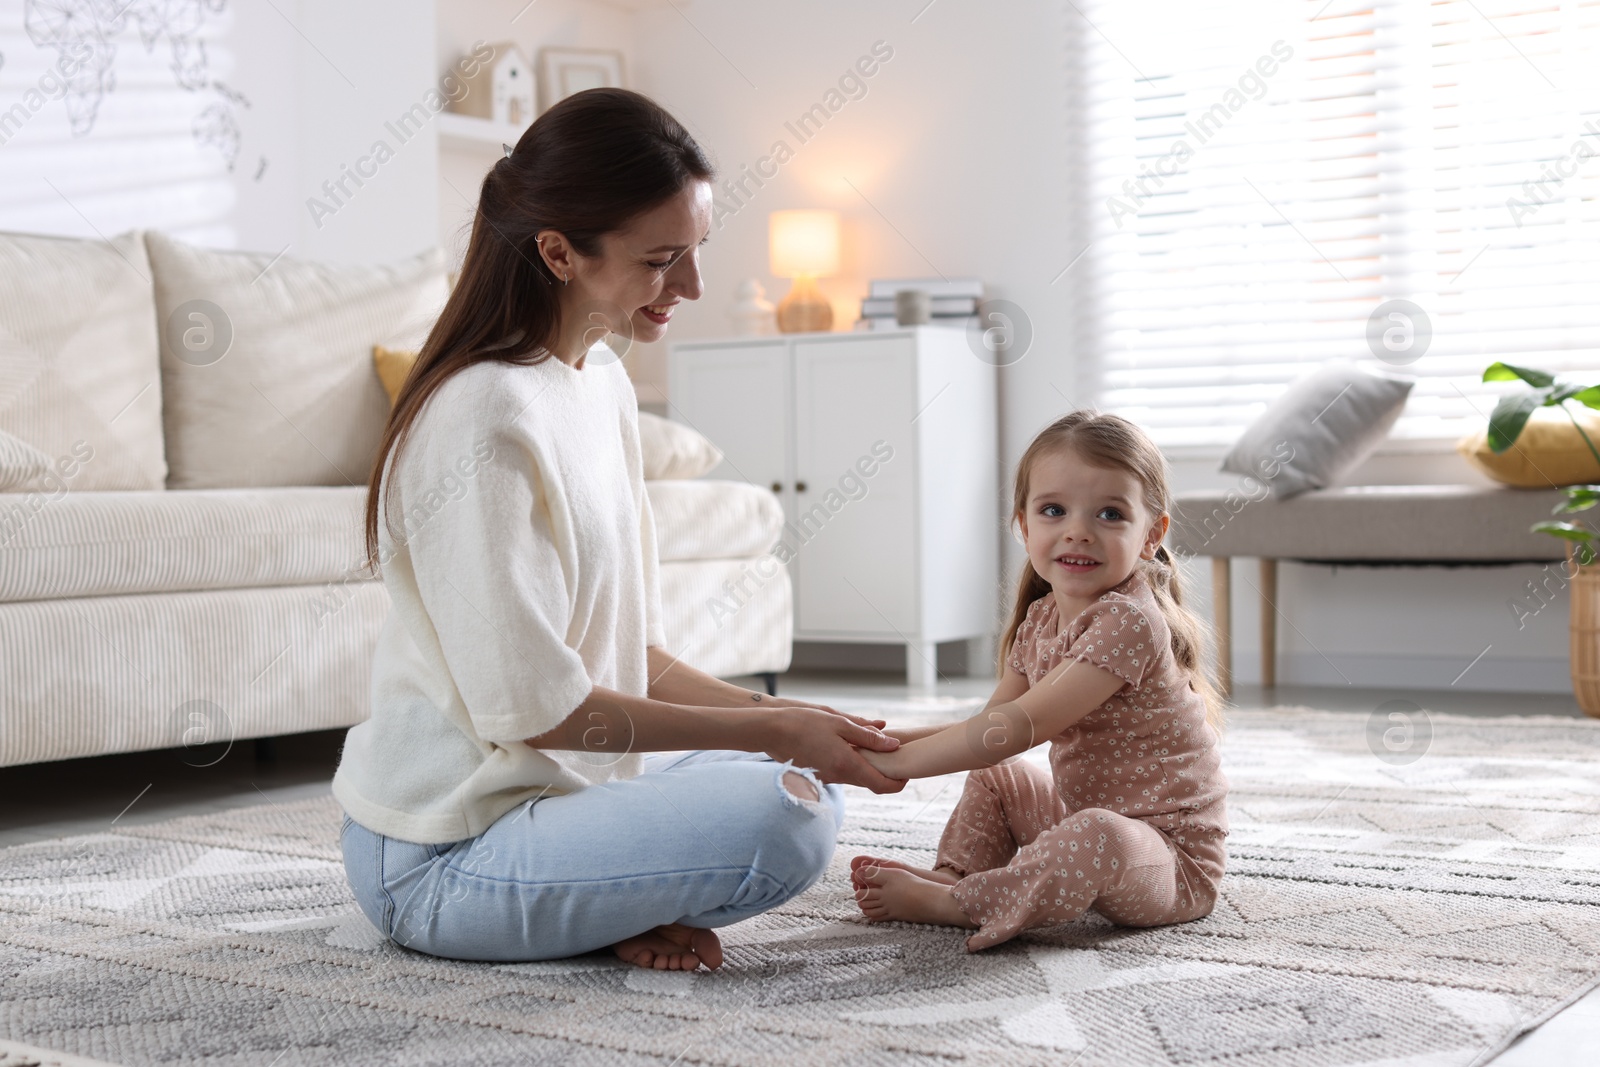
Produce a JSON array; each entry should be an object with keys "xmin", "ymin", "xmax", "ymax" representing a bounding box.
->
[
  {"xmin": 646, "ymin": 480, "xmax": 784, "ymax": 562},
  {"xmin": 0, "ymin": 581, "xmax": 388, "ymax": 765},
  {"xmin": 658, "ymin": 556, "xmax": 792, "ymax": 678},
  {"xmin": 0, "ymin": 486, "xmax": 372, "ymax": 603}
]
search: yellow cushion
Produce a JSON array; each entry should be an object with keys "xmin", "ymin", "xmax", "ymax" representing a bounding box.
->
[
  {"xmin": 1457, "ymin": 405, "xmax": 1600, "ymax": 488},
  {"xmin": 372, "ymin": 345, "xmax": 419, "ymax": 406}
]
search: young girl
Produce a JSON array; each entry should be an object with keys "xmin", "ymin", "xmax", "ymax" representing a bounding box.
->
[{"xmin": 851, "ymin": 410, "xmax": 1228, "ymax": 952}]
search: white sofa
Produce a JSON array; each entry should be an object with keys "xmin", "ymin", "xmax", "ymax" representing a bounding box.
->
[{"xmin": 0, "ymin": 229, "xmax": 791, "ymax": 768}]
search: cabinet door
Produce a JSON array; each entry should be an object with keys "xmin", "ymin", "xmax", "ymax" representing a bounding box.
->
[
  {"xmin": 667, "ymin": 343, "xmax": 789, "ymax": 492},
  {"xmin": 791, "ymin": 337, "xmax": 918, "ymax": 637}
]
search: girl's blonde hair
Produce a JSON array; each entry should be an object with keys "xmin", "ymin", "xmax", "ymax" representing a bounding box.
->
[{"xmin": 999, "ymin": 409, "xmax": 1224, "ymax": 728}]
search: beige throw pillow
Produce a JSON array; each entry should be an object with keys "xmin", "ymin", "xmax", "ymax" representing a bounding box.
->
[
  {"xmin": 0, "ymin": 229, "xmax": 167, "ymax": 491},
  {"xmin": 1457, "ymin": 405, "xmax": 1600, "ymax": 488},
  {"xmin": 147, "ymin": 231, "xmax": 449, "ymax": 489},
  {"xmin": 638, "ymin": 411, "xmax": 723, "ymax": 480},
  {"xmin": 373, "ymin": 345, "xmax": 418, "ymax": 406}
]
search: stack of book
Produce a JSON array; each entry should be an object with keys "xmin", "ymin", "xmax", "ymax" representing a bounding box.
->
[{"xmin": 856, "ymin": 277, "xmax": 984, "ymax": 330}]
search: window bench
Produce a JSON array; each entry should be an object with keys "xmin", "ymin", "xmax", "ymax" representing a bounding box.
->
[{"xmin": 1166, "ymin": 485, "xmax": 1568, "ymax": 693}]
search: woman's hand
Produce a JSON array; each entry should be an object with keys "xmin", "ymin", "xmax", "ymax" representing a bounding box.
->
[
  {"xmin": 645, "ymin": 648, "xmax": 887, "ymax": 728},
  {"xmin": 764, "ymin": 708, "xmax": 906, "ymax": 794},
  {"xmin": 759, "ymin": 695, "xmax": 887, "ymax": 732}
]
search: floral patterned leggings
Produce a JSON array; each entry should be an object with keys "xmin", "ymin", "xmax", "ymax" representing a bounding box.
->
[{"xmin": 934, "ymin": 758, "xmax": 1226, "ymax": 951}]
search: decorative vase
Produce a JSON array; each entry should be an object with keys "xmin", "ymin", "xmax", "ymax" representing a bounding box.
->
[
  {"xmin": 1569, "ymin": 544, "xmax": 1600, "ymax": 717},
  {"xmin": 729, "ymin": 278, "xmax": 777, "ymax": 336},
  {"xmin": 776, "ymin": 274, "xmax": 833, "ymax": 333},
  {"xmin": 894, "ymin": 289, "xmax": 931, "ymax": 325}
]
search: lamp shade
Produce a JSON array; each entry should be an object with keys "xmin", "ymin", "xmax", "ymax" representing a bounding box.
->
[{"xmin": 768, "ymin": 210, "xmax": 840, "ymax": 278}]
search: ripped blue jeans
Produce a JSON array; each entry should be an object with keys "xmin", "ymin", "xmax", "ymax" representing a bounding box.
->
[{"xmin": 339, "ymin": 750, "xmax": 845, "ymax": 962}]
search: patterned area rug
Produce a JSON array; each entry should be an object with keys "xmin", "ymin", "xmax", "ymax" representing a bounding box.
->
[{"xmin": 4, "ymin": 706, "xmax": 1600, "ymax": 1067}]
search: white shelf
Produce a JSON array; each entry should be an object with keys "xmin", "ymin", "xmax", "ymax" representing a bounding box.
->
[{"xmin": 438, "ymin": 111, "xmax": 532, "ymax": 153}]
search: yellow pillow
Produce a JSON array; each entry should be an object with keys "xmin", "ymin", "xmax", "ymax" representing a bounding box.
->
[
  {"xmin": 373, "ymin": 345, "xmax": 419, "ymax": 406},
  {"xmin": 1457, "ymin": 405, "xmax": 1600, "ymax": 488}
]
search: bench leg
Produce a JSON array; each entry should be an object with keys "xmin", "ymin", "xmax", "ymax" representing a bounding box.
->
[
  {"xmin": 1212, "ymin": 557, "xmax": 1232, "ymax": 697},
  {"xmin": 1260, "ymin": 558, "xmax": 1278, "ymax": 688}
]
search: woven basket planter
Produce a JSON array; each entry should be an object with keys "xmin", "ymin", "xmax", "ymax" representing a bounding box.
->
[{"xmin": 1570, "ymin": 545, "xmax": 1600, "ymax": 717}]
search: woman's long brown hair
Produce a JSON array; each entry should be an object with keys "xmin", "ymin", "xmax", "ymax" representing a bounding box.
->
[
  {"xmin": 361, "ymin": 87, "xmax": 715, "ymax": 574},
  {"xmin": 1000, "ymin": 410, "xmax": 1224, "ymax": 728}
]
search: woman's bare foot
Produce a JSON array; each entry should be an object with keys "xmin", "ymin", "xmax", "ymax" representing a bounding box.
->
[
  {"xmin": 849, "ymin": 854, "xmax": 959, "ymax": 891},
  {"xmin": 853, "ymin": 865, "xmax": 977, "ymax": 929},
  {"xmin": 611, "ymin": 923, "xmax": 724, "ymax": 970}
]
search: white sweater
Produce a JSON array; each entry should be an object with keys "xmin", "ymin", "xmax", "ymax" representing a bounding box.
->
[{"xmin": 331, "ymin": 352, "xmax": 665, "ymax": 844}]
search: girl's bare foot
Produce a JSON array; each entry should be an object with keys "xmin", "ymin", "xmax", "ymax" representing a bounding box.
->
[
  {"xmin": 611, "ymin": 922, "xmax": 724, "ymax": 970},
  {"xmin": 849, "ymin": 854, "xmax": 959, "ymax": 890},
  {"xmin": 853, "ymin": 865, "xmax": 977, "ymax": 929}
]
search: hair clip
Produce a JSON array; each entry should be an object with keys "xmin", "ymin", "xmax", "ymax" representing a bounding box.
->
[{"xmin": 502, "ymin": 143, "xmax": 514, "ymax": 159}]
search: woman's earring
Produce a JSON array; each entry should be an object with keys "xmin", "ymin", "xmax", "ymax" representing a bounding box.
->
[{"xmin": 563, "ymin": 273, "xmax": 569, "ymax": 285}]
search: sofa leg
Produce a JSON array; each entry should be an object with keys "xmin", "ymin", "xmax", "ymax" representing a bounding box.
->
[
  {"xmin": 1212, "ymin": 557, "xmax": 1232, "ymax": 698},
  {"xmin": 762, "ymin": 672, "xmax": 777, "ymax": 697},
  {"xmin": 254, "ymin": 737, "xmax": 278, "ymax": 762}
]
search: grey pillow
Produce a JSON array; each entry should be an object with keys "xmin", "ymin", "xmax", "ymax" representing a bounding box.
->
[{"xmin": 1220, "ymin": 361, "xmax": 1413, "ymax": 499}]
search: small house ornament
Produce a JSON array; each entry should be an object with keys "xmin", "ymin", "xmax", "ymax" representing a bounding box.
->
[{"xmin": 454, "ymin": 41, "xmax": 535, "ymax": 127}]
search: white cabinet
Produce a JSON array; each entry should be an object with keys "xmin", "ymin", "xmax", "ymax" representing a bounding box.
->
[{"xmin": 668, "ymin": 327, "xmax": 999, "ymax": 687}]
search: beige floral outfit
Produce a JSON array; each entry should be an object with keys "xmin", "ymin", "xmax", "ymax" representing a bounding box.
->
[{"xmin": 935, "ymin": 571, "xmax": 1228, "ymax": 951}]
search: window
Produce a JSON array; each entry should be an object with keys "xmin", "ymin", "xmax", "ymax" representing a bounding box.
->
[
  {"xmin": 1074, "ymin": 0, "xmax": 1600, "ymax": 449},
  {"xmin": 0, "ymin": 1, "xmax": 240, "ymax": 245}
]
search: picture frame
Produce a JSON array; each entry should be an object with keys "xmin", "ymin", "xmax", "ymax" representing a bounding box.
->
[{"xmin": 537, "ymin": 48, "xmax": 627, "ymax": 113}]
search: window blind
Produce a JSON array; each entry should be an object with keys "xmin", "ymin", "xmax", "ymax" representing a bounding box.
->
[
  {"xmin": 0, "ymin": 1, "xmax": 239, "ymax": 246},
  {"xmin": 1074, "ymin": 0, "xmax": 1600, "ymax": 449}
]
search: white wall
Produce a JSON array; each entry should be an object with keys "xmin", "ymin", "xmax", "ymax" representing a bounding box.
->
[
  {"xmin": 233, "ymin": 0, "xmax": 438, "ymax": 264},
  {"xmin": 278, "ymin": 1, "xmax": 440, "ymax": 264},
  {"xmin": 628, "ymin": 0, "xmax": 1072, "ymax": 414},
  {"xmin": 434, "ymin": 0, "xmax": 636, "ymax": 274},
  {"xmin": 0, "ymin": 0, "xmax": 437, "ymax": 263}
]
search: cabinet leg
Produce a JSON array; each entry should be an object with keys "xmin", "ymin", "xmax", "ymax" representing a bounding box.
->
[
  {"xmin": 907, "ymin": 641, "xmax": 939, "ymax": 690},
  {"xmin": 1212, "ymin": 557, "xmax": 1232, "ymax": 698},
  {"xmin": 1260, "ymin": 558, "xmax": 1278, "ymax": 689}
]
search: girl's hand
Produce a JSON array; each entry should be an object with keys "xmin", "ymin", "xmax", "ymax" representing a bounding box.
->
[
  {"xmin": 763, "ymin": 707, "xmax": 905, "ymax": 794},
  {"xmin": 857, "ymin": 745, "xmax": 909, "ymax": 779}
]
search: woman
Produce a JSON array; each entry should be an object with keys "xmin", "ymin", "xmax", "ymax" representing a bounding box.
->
[{"xmin": 332, "ymin": 88, "xmax": 905, "ymax": 972}]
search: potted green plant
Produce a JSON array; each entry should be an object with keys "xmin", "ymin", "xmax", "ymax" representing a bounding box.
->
[{"xmin": 1485, "ymin": 361, "xmax": 1600, "ymax": 715}]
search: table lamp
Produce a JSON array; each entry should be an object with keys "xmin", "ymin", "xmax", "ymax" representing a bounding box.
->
[{"xmin": 769, "ymin": 209, "xmax": 839, "ymax": 333}]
